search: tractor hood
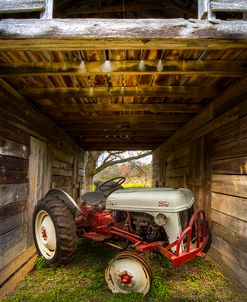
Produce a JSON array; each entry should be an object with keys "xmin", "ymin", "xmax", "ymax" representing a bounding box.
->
[{"xmin": 106, "ymin": 187, "xmax": 194, "ymax": 213}]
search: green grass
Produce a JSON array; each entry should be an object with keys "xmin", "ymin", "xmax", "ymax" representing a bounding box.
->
[{"xmin": 3, "ymin": 239, "xmax": 246, "ymax": 302}]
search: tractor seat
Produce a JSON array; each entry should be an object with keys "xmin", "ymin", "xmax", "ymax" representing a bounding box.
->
[{"xmin": 82, "ymin": 191, "xmax": 107, "ymax": 207}]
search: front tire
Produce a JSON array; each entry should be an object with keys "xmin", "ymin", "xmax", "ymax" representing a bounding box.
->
[
  {"xmin": 105, "ymin": 251, "xmax": 152, "ymax": 295},
  {"xmin": 33, "ymin": 197, "xmax": 77, "ymax": 265}
]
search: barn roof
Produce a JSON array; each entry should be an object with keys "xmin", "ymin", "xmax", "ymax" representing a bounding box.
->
[{"xmin": 0, "ymin": 1, "xmax": 247, "ymax": 151}]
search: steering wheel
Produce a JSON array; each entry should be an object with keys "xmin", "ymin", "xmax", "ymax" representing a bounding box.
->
[{"xmin": 98, "ymin": 176, "xmax": 126, "ymax": 192}]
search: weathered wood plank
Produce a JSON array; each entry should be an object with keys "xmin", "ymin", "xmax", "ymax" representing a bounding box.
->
[
  {"xmin": 0, "ymin": 224, "xmax": 27, "ymax": 256},
  {"xmin": 70, "ymin": 130, "xmax": 174, "ymax": 138},
  {"xmin": 166, "ymin": 156, "xmax": 190, "ymax": 170},
  {"xmin": 198, "ymin": 0, "xmax": 216, "ymax": 20},
  {"xmin": 0, "ymin": 155, "xmax": 28, "ymax": 171},
  {"xmin": 65, "ymin": 123, "xmax": 180, "ymax": 131},
  {"xmin": 209, "ymin": 245, "xmax": 247, "ymax": 290},
  {"xmin": 28, "ymin": 137, "xmax": 51, "ymax": 245},
  {"xmin": 166, "ymin": 177, "xmax": 186, "ymax": 188},
  {"xmin": 0, "ymin": 120, "xmax": 30, "ymax": 146},
  {"xmin": 0, "ymin": 254, "xmax": 37, "ymax": 300},
  {"xmin": 0, "ymin": 183, "xmax": 28, "ymax": 206},
  {"xmin": 212, "ymin": 174, "xmax": 247, "ymax": 198},
  {"xmin": 166, "ymin": 167, "xmax": 188, "ymax": 178},
  {"xmin": 212, "ymin": 234, "xmax": 247, "ymax": 272},
  {"xmin": 55, "ymin": 114, "xmax": 191, "ymax": 124},
  {"xmin": 52, "ymin": 148, "xmax": 73, "ymax": 164},
  {"xmin": 167, "ymin": 145, "xmax": 190, "ymax": 162},
  {"xmin": 0, "ymin": 0, "xmax": 46, "ymax": 14},
  {"xmin": 52, "ymin": 168, "xmax": 72, "ymax": 177},
  {"xmin": 1, "ymin": 60, "xmax": 247, "ymax": 76},
  {"xmin": 44, "ymin": 103, "xmax": 202, "ymax": 114},
  {"xmin": 0, "ymin": 211, "xmax": 27, "ymax": 235},
  {"xmin": 211, "ymin": 192, "xmax": 247, "ymax": 221},
  {"xmin": 52, "ymin": 175, "xmax": 72, "ymax": 187},
  {"xmin": 156, "ymin": 78, "xmax": 247, "ymax": 157},
  {"xmin": 212, "ymin": 222, "xmax": 247, "ymax": 253},
  {"xmin": 0, "ymin": 245, "xmax": 36, "ymax": 288},
  {"xmin": 0, "ymin": 237, "xmax": 26, "ymax": 271},
  {"xmin": 40, "ymin": 0, "xmax": 53, "ymax": 19},
  {"xmin": 211, "ymin": 0, "xmax": 247, "ymax": 12},
  {"xmin": 52, "ymin": 159, "xmax": 72, "ymax": 170},
  {"xmin": 213, "ymin": 115, "xmax": 247, "ymax": 145},
  {"xmin": 0, "ymin": 19, "xmax": 247, "ymax": 50},
  {"xmin": 0, "ymin": 80, "xmax": 85, "ymax": 160},
  {"xmin": 212, "ymin": 157, "xmax": 247, "ymax": 174},
  {"xmin": 20, "ymin": 86, "xmax": 216, "ymax": 99},
  {"xmin": 0, "ymin": 170, "xmax": 28, "ymax": 184},
  {"xmin": 213, "ymin": 137, "xmax": 247, "ymax": 160},
  {"xmin": 0, "ymin": 136, "xmax": 29, "ymax": 159},
  {"xmin": 211, "ymin": 209, "xmax": 247, "ymax": 237}
]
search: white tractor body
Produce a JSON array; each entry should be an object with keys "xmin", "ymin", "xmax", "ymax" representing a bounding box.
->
[{"xmin": 106, "ymin": 187, "xmax": 195, "ymax": 250}]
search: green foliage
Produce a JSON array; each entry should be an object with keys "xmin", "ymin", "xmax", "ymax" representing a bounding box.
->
[
  {"xmin": 3, "ymin": 240, "xmax": 246, "ymax": 302},
  {"xmin": 34, "ymin": 256, "xmax": 46, "ymax": 269}
]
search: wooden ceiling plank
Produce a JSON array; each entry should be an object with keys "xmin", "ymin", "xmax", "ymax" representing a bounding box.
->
[
  {"xmin": 1, "ymin": 60, "xmax": 246, "ymax": 77},
  {"xmin": 68, "ymin": 130, "xmax": 173, "ymax": 137},
  {"xmin": 41, "ymin": 103, "xmax": 203, "ymax": 113},
  {"xmin": 0, "ymin": 19, "xmax": 247, "ymax": 50},
  {"xmin": 63, "ymin": 123, "xmax": 180, "ymax": 131},
  {"xmin": 20, "ymin": 86, "xmax": 217, "ymax": 99},
  {"xmin": 55, "ymin": 113, "xmax": 191, "ymax": 124}
]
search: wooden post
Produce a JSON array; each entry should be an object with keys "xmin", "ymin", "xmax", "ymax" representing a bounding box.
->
[
  {"xmin": 40, "ymin": 0, "xmax": 53, "ymax": 19},
  {"xmin": 198, "ymin": 0, "xmax": 216, "ymax": 20}
]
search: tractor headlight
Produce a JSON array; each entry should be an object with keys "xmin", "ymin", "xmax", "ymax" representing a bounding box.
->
[{"xmin": 154, "ymin": 213, "xmax": 168, "ymax": 226}]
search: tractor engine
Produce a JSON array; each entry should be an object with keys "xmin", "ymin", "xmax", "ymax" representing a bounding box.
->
[{"xmin": 129, "ymin": 212, "xmax": 165, "ymax": 242}]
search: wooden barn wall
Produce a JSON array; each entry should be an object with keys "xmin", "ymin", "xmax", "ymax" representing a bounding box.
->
[
  {"xmin": 153, "ymin": 98, "xmax": 247, "ymax": 289},
  {"xmin": 0, "ymin": 98, "xmax": 85, "ymax": 298}
]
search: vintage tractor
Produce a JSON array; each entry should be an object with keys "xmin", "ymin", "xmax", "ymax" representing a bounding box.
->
[{"xmin": 33, "ymin": 176, "xmax": 211, "ymax": 295}]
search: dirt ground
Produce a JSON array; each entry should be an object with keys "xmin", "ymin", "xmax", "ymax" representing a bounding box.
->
[{"xmin": 3, "ymin": 239, "xmax": 247, "ymax": 302}]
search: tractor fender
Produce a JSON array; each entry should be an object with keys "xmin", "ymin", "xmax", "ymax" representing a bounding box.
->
[{"xmin": 42, "ymin": 189, "xmax": 81, "ymax": 217}]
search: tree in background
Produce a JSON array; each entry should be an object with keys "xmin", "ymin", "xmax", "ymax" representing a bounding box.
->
[{"xmin": 84, "ymin": 150, "xmax": 152, "ymax": 191}]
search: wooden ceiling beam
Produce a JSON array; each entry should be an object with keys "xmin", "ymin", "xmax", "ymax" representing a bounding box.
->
[
  {"xmin": 21, "ymin": 86, "xmax": 217, "ymax": 99},
  {"xmin": 0, "ymin": 19, "xmax": 247, "ymax": 50},
  {"xmin": 56, "ymin": 114, "xmax": 191, "ymax": 124},
  {"xmin": 64, "ymin": 123, "xmax": 180, "ymax": 131},
  {"xmin": 1, "ymin": 60, "xmax": 246, "ymax": 76},
  {"xmin": 41, "ymin": 103, "xmax": 203, "ymax": 113},
  {"xmin": 77, "ymin": 142, "xmax": 159, "ymax": 151},
  {"xmin": 68, "ymin": 130, "xmax": 173, "ymax": 137}
]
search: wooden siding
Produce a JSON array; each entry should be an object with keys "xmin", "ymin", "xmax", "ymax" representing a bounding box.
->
[
  {"xmin": 0, "ymin": 98, "xmax": 85, "ymax": 297},
  {"xmin": 0, "ymin": 122, "xmax": 29, "ymax": 274},
  {"xmin": 153, "ymin": 96, "xmax": 247, "ymax": 288}
]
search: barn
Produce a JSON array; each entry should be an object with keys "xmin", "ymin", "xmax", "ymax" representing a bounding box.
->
[{"xmin": 0, "ymin": 0, "xmax": 247, "ymax": 298}]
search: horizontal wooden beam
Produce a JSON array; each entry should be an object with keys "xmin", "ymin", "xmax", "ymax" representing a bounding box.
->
[
  {"xmin": 21, "ymin": 86, "xmax": 218, "ymax": 99},
  {"xmin": 77, "ymin": 142, "xmax": 159, "ymax": 151},
  {"xmin": 0, "ymin": 0, "xmax": 45, "ymax": 14},
  {"xmin": 64, "ymin": 122, "xmax": 180, "ymax": 131},
  {"xmin": 1, "ymin": 60, "xmax": 246, "ymax": 76},
  {"xmin": 0, "ymin": 19, "xmax": 247, "ymax": 50},
  {"xmin": 42, "ymin": 103, "xmax": 203, "ymax": 113},
  {"xmin": 211, "ymin": 0, "xmax": 247, "ymax": 12},
  {"xmin": 56, "ymin": 114, "xmax": 191, "ymax": 124},
  {"xmin": 69, "ymin": 130, "xmax": 173, "ymax": 137}
]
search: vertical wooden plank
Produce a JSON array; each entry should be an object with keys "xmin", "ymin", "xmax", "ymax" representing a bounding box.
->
[
  {"xmin": 40, "ymin": 0, "xmax": 53, "ymax": 19},
  {"xmin": 28, "ymin": 137, "xmax": 51, "ymax": 245},
  {"xmin": 198, "ymin": 0, "xmax": 216, "ymax": 20}
]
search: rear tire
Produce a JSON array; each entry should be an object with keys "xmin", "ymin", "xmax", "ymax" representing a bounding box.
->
[{"xmin": 33, "ymin": 197, "xmax": 77, "ymax": 265}]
